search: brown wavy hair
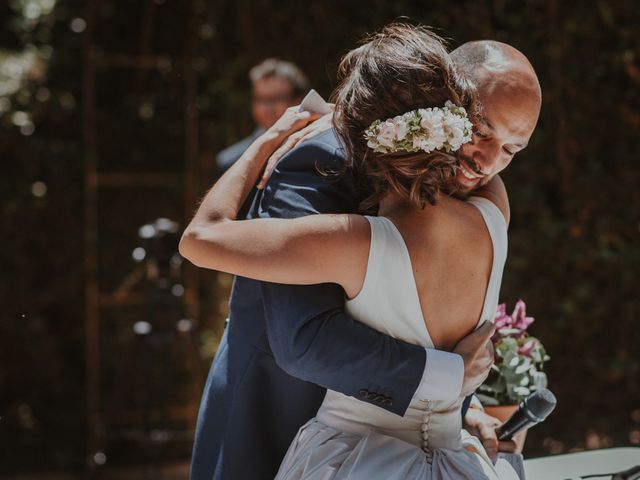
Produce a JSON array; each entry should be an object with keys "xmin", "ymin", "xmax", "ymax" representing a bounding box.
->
[{"xmin": 330, "ymin": 23, "xmax": 479, "ymax": 211}]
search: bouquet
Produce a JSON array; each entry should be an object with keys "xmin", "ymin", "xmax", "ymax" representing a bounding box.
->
[{"xmin": 478, "ymin": 300, "xmax": 550, "ymax": 406}]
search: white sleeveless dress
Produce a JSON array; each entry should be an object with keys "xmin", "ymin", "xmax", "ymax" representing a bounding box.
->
[{"xmin": 275, "ymin": 197, "xmax": 523, "ymax": 480}]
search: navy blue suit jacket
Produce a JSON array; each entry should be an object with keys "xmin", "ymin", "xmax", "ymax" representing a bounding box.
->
[
  {"xmin": 216, "ymin": 128, "xmax": 263, "ymax": 174},
  {"xmin": 189, "ymin": 130, "xmax": 427, "ymax": 480}
]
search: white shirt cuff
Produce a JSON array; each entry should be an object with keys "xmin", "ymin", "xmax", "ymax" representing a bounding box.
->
[{"xmin": 413, "ymin": 348, "xmax": 464, "ymax": 402}]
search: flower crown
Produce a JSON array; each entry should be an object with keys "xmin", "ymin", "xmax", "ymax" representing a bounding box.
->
[{"xmin": 364, "ymin": 101, "xmax": 473, "ymax": 155}]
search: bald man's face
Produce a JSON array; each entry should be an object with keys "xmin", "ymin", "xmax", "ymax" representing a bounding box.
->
[{"xmin": 455, "ymin": 69, "xmax": 540, "ymax": 193}]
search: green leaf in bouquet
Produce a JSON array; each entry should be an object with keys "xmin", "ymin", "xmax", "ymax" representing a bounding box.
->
[
  {"xmin": 513, "ymin": 386, "xmax": 531, "ymax": 397},
  {"xmin": 479, "ymin": 374, "xmax": 509, "ymax": 403},
  {"xmin": 531, "ymin": 371, "xmax": 548, "ymax": 389},
  {"xmin": 500, "ymin": 337, "xmax": 519, "ymax": 349},
  {"xmin": 502, "ymin": 369, "xmax": 524, "ymax": 385},
  {"xmin": 515, "ymin": 358, "xmax": 532, "ymax": 374},
  {"xmin": 497, "ymin": 328, "xmax": 524, "ymax": 336}
]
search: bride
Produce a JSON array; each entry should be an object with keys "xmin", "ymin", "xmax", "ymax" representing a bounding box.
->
[{"xmin": 181, "ymin": 24, "xmax": 523, "ymax": 479}]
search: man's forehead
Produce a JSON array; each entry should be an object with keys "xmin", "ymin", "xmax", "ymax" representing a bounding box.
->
[
  {"xmin": 478, "ymin": 70, "xmax": 539, "ymax": 112},
  {"xmin": 478, "ymin": 108, "xmax": 534, "ymax": 148}
]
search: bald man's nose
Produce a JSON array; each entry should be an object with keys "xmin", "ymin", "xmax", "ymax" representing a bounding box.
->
[{"xmin": 464, "ymin": 142, "xmax": 500, "ymax": 174}]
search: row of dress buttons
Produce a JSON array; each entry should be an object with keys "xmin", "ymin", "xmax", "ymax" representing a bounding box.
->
[
  {"xmin": 357, "ymin": 389, "xmax": 393, "ymax": 407},
  {"xmin": 421, "ymin": 400, "xmax": 433, "ymax": 454}
]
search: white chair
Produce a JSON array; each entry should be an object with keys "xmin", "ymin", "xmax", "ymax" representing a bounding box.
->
[{"xmin": 524, "ymin": 447, "xmax": 640, "ymax": 480}]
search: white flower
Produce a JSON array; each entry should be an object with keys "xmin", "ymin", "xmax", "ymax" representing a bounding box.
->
[
  {"xmin": 445, "ymin": 100, "xmax": 465, "ymax": 116},
  {"xmin": 418, "ymin": 108, "xmax": 444, "ymax": 131},
  {"xmin": 413, "ymin": 136, "xmax": 439, "ymax": 153},
  {"xmin": 412, "ymin": 136, "xmax": 425, "ymax": 150},
  {"xmin": 376, "ymin": 120, "xmax": 397, "ymax": 148},
  {"xmin": 417, "ymin": 109, "xmax": 447, "ymax": 151},
  {"xmin": 442, "ymin": 106, "xmax": 473, "ymax": 150},
  {"xmin": 364, "ymin": 102, "xmax": 473, "ymax": 155},
  {"xmin": 392, "ymin": 116, "xmax": 409, "ymax": 141},
  {"xmin": 445, "ymin": 123, "xmax": 465, "ymax": 149}
]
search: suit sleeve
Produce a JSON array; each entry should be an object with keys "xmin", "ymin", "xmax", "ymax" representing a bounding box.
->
[{"xmin": 258, "ymin": 139, "xmax": 426, "ymax": 416}]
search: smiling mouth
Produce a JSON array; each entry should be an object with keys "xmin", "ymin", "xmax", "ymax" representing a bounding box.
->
[{"xmin": 458, "ymin": 158, "xmax": 485, "ymax": 181}]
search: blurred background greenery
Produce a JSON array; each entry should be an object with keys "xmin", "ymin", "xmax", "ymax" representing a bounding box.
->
[{"xmin": 1, "ymin": 0, "xmax": 639, "ymax": 477}]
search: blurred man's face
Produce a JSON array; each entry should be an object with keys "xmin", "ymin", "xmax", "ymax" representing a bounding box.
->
[
  {"xmin": 252, "ymin": 76, "xmax": 299, "ymax": 130},
  {"xmin": 455, "ymin": 69, "xmax": 540, "ymax": 194}
]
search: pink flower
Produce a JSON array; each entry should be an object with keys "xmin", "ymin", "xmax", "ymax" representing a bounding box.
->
[
  {"xmin": 518, "ymin": 338, "xmax": 539, "ymax": 357},
  {"xmin": 511, "ymin": 299, "xmax": 535, "ymax": 331},
  {"xmin": 494, "ymin": 303, "xmax": 511, "ymax": 329},
  {"xmin": 492, "ymin": 301, "xmax": 535, "ymax": 341},
  {"xmin": 492, "ymin": 304, "xmax": 512, "ymax": 341}
]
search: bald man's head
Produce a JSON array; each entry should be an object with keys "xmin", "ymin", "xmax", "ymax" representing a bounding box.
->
[
  {"xmin": 449, "ymin": 41, "xmax": 542, "ymax": 193},
  {"xmin": 452, "ymin": 40, "xmax": 541, "ymax": 100}
]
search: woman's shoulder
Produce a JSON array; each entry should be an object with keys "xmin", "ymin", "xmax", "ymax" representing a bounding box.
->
[
  {"xmin": 417, "ymin": 199, "xmax": 494, "ymax": 254},
  {"xmin": 468, "ymin": 176, "xmax": 510, "ymax": 225}
]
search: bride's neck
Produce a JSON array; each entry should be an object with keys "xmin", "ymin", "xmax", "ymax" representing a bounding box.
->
[
  {"xmin": 377, "ymin": 192, "xmax": 411, "ymax": 217},
  {"xmin": 378, "ymin": 191, "xmax": 446, "ymax": 217}
]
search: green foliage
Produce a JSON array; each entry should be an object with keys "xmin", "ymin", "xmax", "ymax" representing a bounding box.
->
[{"xmin": 479, "ymin": 335, "xmax": 550, "ymax": 406}]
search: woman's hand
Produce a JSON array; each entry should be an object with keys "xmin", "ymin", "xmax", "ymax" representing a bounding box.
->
[
  {"xmin": 181, "ymin": 106, "xmax": 319, "ymax": 236},
  {"xmin": 261, "ymin": 106, "xmax": 322, "ymax": 152},
  {"xmin": 257, "ymin": 111, "xmax": 334, "ymax": 189},
  {"xmin": 464, "ymin": 407, "xmax": 518, "ymax": 463}
]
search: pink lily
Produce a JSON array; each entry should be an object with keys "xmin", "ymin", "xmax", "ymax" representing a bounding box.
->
[
  {"xmin": 494, "ymin": 304, "xmax": 511, "ymax": 328},
  {"xmin": 511, "ymin": 299, "xmax": 535, "ymax": 331}
]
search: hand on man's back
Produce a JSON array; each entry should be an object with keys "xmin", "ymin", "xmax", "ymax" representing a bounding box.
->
[
  {"xmin": 453, "ymin": 321, "xmax": 495, "ymax": 397},
  {"xmin": 257, "ymin": 112, "xmax": 334, "ymax": 190}
]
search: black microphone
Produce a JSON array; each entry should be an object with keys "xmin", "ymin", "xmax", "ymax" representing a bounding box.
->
[{"xmin": 496, "ymin": 388, "xmax": 557, "ymax": 441}]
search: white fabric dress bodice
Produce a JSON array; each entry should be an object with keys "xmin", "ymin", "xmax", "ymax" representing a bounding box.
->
[
  {"xmin": 316, "ymin": 196, "xmax": 507, "ymax": 452},
  {"xmin": 276, "ymin": 197, "xmax": 521, "ymax": 479}
]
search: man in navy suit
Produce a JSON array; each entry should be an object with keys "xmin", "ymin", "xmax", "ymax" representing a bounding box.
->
[{"xmin": 188, "ymin": 39, "xmax": 541, "ymax": 480}]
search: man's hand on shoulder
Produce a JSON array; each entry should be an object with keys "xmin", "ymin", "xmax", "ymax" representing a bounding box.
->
[{"xmin": 453, "ymin": 321, "xmax": 495, "ymax": 397}]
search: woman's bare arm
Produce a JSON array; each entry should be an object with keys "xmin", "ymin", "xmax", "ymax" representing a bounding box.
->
[
  {"xmin": 181, "ymin": 214, "xmax": 370, "ymax": 297},
  {"xmin": 179, "ymin": 107, "xmax": 370, "ymax": 298},
  {"xmin": 184, "ymin": 107, "xmax": 316, "ymax": 228}
]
